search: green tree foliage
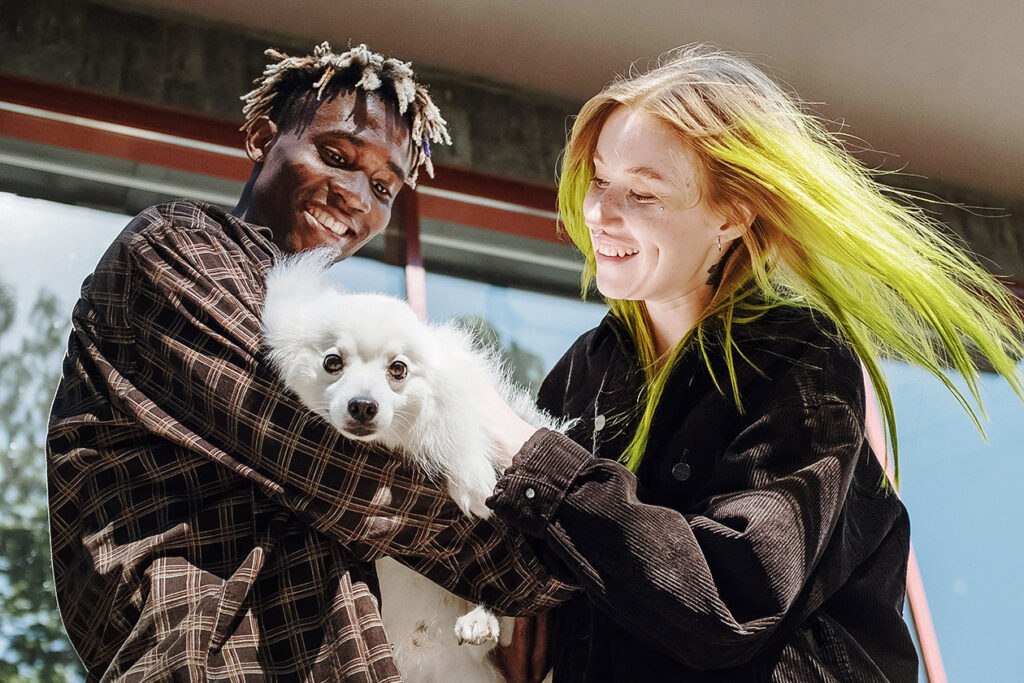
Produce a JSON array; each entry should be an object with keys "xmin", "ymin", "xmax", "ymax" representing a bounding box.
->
[{"xmin": 0, "ymin": 280, "xmax": 85, "ymax": 681}]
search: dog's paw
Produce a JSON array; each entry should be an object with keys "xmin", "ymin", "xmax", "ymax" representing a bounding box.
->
[
  {"xmin": 449, "ymin": 483, "xmax": 493, "ymax": 520},
  {"xmin": 454, "ymin": 604, "xmax": 501, "ymax": 646}
]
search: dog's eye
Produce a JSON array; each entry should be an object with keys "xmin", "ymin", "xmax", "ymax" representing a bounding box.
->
[
  {"xmin": 323, "ymin": 353, "xmax": 344, "ymax": 374},
  {"xmin": 388, "ymin": 360, "xmax": 408, "ymax": 380}
]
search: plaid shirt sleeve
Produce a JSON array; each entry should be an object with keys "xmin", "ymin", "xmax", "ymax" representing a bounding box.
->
[{"xmin": 47, "ymin": 201, "xmax": 574, "ymax": 682}]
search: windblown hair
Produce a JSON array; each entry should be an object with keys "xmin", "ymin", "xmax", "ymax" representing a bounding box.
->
[
  {"xmin": 558, "ymin": 44, "xmax": 1024, "ymax": 479},
  {"xmin": 241, "ymin": 42, "xmax": 451, "ymax": 187}
]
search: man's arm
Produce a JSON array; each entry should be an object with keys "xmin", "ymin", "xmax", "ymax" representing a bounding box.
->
[{"xmin": 51, "ymin": 205, "xmax": 573, "ymax": 611}]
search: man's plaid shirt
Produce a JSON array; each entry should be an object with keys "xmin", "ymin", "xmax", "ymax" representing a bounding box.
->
[{"xmin": 47, "ymin": 201, "xmax": 574, "ymax": 682}]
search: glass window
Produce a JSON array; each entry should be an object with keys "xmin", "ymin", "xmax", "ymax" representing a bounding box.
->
[
  {"xmin": 0, "ymin": 192, "xmax": 409, "ymax": 681},
  {"xmin": 0, "ymin": 193, "xmax": 113, "ymax": 679},
  {"xmin": 0, "ymin": 193, "xmax": 406, "ymax": 329},
  {"xmin": 420, "ymin": 216, "xmax": 585, "ymax": 296},
  {"xmin": 417, "ymin": 214, "xmax": 606, "ymax": 394},
  {"xmin": 884, "ymin": 360, "xmax": 1024, "ymax": 682},
  {"xmin": 424, "ymin": 269, "xmax": 606, "ymax": 394}
]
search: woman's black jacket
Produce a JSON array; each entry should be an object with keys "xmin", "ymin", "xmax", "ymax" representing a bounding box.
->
[{"xmin": 488, "ymin": 306, "xmax": 919, "ymax": 682}]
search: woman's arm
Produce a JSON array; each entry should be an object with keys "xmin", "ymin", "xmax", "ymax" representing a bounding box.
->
[{"xmin": 487, "ymin": 395, "xmax": 881, "ymax": 669}]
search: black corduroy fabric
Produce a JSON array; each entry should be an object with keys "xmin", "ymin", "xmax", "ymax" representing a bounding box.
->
[{"xmin": 489, "ymin": 308, "xmax": 918, "ymax": 682}]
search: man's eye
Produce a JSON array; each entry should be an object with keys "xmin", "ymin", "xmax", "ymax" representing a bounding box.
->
[
  {"xmin": 388, "ymin": 360, "xmax": 408, "ymax": 380},
  {"xmin": 323, "ymin": 149, "xmax": 348, "ymax": 167},
  {"xmin": 323, "ymin": 354, "xmax": 344, "ymax": 373},
  {"xmin": 373, "ymin": 182, "xmax": 392, "ymax": 199}
]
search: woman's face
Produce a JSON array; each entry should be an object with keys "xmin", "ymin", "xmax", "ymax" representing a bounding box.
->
[{"xmin": 583, "ymin": 106, "xmax": 734, "ymax": 307}]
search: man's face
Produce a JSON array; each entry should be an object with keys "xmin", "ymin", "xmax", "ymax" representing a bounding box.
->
[{"xmin": 248, "ymin": 89, "xmax": 412, "ymax": 256}]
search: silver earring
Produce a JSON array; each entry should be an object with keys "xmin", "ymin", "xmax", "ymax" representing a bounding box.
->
[{"xmin": 718, "ymin": 235, "xmax": 722, "ymax": 252}]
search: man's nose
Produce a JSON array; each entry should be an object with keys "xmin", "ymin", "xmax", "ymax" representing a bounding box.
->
[
  {"xmin": 331, "ymin": 173, "xmax": 372, "ymax": 214},
  {"xmin": 347, "ymin": 397, "xmax": 379, "ymax": 423}
]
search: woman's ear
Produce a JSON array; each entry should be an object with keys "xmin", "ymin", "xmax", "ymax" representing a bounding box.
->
[
  {"xmin": 244, "ymin": 116, "xmax": 279, "ymax": 164},
  {"xmin": 720, "ymin": 201, "xmax": 755, "ymax": 242}
]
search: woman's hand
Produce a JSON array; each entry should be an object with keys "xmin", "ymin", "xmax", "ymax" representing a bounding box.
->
[
  {"xmin": 461, "ymin": 351, "xmax": 538, "ymax": 472},
  {"xmin": 479, "ymin": 379, "xmax": 537, "ymax": 472}
]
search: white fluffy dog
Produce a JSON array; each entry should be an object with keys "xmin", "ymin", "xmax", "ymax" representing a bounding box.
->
[{"xmin": 261, "ymin": 250, "xmax": 560, "ymax": 683}]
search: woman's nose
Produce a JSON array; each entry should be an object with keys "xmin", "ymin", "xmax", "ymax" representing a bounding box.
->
[{"xmin": 584, "ymin": 190, "xmax": 618, "ymax": 233}]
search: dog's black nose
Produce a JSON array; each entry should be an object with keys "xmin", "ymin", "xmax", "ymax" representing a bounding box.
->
[{"xmin": 347, "ymin": 398, "xmax": 379, "ymax": 423}]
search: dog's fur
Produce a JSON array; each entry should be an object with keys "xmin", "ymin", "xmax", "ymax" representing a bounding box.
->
[{"xmin": 261, "ymin": 250, "xmax": 561, "ymax": 683}]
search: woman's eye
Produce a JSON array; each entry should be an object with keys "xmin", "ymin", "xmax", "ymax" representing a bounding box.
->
[
  {"xmin": 388, "ymin": 360, "xmax": 408, "ymax": 380},
  {"xmin": 630, "ymin": 190, "xmax": 657, "ymax": 203},
  {"xmin": 323, "ymin": 353, "xmax": 344, "ymax": 374},
  {"xmin": 590, "ymin": 176, "xmax": 610, "ymax": 189}
]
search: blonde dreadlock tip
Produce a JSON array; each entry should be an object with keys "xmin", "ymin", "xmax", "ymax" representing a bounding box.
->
[{"xmin": 240, "ymin": 40, "xmax": 451, "ymax": 192}]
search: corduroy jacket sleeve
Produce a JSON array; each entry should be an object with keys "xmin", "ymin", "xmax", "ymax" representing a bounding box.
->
[{"xmin": 488, "ymin": 360, "xmax": 872, "ymax": 669}]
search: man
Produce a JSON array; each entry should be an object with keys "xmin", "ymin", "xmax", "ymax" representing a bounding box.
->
[{"xmin": 47, "ymin": 42, "xmax": 571, "ymax": 682}]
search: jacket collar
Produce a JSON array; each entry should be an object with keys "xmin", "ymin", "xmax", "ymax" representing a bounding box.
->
[{"xmin": 588, "ymin": 312, "xmax": 638, "ymax": 360}]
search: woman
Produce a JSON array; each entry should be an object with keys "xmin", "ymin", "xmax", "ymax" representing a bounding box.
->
[{"xmin": 483, "ymin": 46, "xmax": 1024, "ymax": 682}]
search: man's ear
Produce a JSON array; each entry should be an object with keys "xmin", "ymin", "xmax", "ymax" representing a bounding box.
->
[{"xmin": 245, "ymin": 116, "xmax": 279, "ymax": 164}]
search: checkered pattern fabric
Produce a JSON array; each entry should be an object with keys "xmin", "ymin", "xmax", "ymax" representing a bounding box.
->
[{"xmin": 47, "ymin": 201, "xmax": 573, "ymax": 682}]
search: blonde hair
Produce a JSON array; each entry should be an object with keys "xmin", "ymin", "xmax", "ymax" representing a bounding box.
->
[
  {"xmin": 558, "ymin": 45, "xmax": 1024, "ymax": 479},
  {"xmin": 241, "ymin": 42, "xmax": 451, "ymax": 187}
]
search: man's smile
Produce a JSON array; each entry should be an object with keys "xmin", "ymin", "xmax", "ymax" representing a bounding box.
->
[{"xmin": 306, "ymin": 205, "xmax": 356, "ymax": 238}]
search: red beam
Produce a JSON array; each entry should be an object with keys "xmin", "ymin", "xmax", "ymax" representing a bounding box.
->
[
  {"xmin": 0, "ymin": 74, "xmax": 245, "ymax": 148},
  {"xmin": 419, "ymin": 165, "xmax": 555, "ymax": 214},
  {"xmin": 417, "ymin": 192, "xmax": 562, "ymax": 244},
  {"xmin": 864, "ymin": 383, "xmax": 947, "ymax": 683},
  {"xmin": 0, "ymin": 108, "xmax": 251, "ymax": 182},
  {"xmin": 1000, "ymin": 278, "xmax": 1024, "ymax": 304},
  {"xmin": 1, "ymin": 74, "xmax": 563, "ymax": 242}
]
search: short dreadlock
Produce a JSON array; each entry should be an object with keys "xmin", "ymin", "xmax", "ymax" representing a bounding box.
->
[{"xmin": 241, "ymin": 42, "xmax": 451, "ymax": 187}]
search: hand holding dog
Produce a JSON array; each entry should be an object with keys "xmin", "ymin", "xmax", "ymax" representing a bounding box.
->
[{"xmin": 456, "ymin": 347, "xmax": 538, "ymax": 473}]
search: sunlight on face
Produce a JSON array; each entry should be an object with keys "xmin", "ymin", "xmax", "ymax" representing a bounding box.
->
[{"xmin": 582, "ymin": 107, "xmax": 731, "ymax": 309}]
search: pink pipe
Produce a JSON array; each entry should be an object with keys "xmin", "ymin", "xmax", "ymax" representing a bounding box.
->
[
  {"xmin": 400, "ymin": 190, "xmax": 427, "ymax": 321},
  {"xmin": 906, "ymin": 546, "xmax": 948, "ymax": 683},
  {"xmin": 863, "ymin": 366, "xmax": 947, "ymax": 683}
]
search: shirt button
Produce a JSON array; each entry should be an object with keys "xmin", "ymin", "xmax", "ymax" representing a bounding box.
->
[
  {"xmin": 524, "ymin": 487, "xmax": 536, "ymax": 499},
  {"xmin": 593, "ymin": 414, "xmax": 606, "ymax": 431},
  {"xmin": 671, "ymin": 462, "xmax": 691, "ymax": 481}
]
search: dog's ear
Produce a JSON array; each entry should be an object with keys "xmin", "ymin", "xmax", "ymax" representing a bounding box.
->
[
  {"xmin": 266, "ymin": 248, "xmax": 338, "ymax": 295},
  {"xmin": 264, "ymin": 249, "xmax": 338, "ymax": 311},
  {"xmin": 262, "ymin": 248, "xmax": 339, "ymax": 372}
]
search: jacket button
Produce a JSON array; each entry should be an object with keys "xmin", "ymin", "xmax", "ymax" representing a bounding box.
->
[
  {"xmin": 593, "ymin": 414, "xmax": 606, "ymax": 431},
  {"xmin": 671, "ymin": 462, "xmax": 691, "ymax": 481},
  {"xmin": 524, "ymin": 487, "xmax": 536, "ymax": 499}
]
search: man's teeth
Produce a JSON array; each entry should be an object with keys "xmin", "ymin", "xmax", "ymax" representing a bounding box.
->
[
  {"xmin": 596, "ymin": 245, "xmax": 639, "ymax": 257},
  {"xmin": 309, "ymin": 207, "xmax": 350, "ymax": 236}
]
